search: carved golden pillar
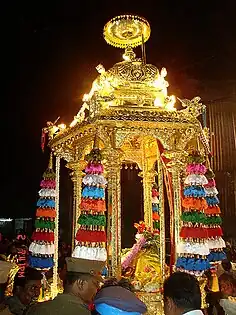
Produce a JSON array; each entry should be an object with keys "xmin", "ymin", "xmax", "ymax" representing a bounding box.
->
[
  {"xmin": 67, "ymin": 160, "xmax": 87, "ymax": 251},
  {"xmin": 171, "ymin": 167, "xmax": 181, "ymax": 252},
  {"xmin": 103, "ymin": 149, "xmax": 122, "ymax": 277},
  {"xmin": 157, "ymin": 158, "xmax": 166, "ymax": 285},
  {"xmin": 52, "ymin": 155, "xmax": 60, "ymax": 299},
  {"xmin": 140, "ymin": 168, "xmax": 156, "ymax": 229},
  {"xmin": 140, "ymin": 141, "xmax": 156, "ymax": 229},
  {"xmin": 164, "ymin": 151, "xmax": 186, "ymax": 262}
]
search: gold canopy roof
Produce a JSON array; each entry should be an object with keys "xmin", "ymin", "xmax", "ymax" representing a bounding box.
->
[{"xmin": 46, "ymin": 15, "xmax": 209, "ymax": 160}]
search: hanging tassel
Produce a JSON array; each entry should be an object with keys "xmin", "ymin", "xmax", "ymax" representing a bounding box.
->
[{"xmin": 210, "ymin": 270, "xmax": 219, "ymax": 292}]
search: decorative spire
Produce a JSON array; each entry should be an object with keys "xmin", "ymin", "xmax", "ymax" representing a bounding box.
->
[
  {"xmin": 123, "ymin": 47, "xmax": 136, "ymax": 61},
  {"xmin": 93, "ymin": 133, "xmax": 99, "ymax": 150}
]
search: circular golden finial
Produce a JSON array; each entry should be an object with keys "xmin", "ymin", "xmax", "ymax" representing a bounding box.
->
[{"xmin": 103, "ymin": 15, "xmax": 151, "ymax": 48}]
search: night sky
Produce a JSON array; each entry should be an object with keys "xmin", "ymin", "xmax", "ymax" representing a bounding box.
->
[{"xmin": 3, "ymin": 1, "xmax": 236, "ymax": 218}]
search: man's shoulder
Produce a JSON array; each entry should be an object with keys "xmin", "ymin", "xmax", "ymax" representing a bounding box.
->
[
  {"xmin": 26, "ymin": 294, "xmax": 91, "ymax": 315},
  {"xmin": 0, "ymin": 304, "xmax": 12, "ymax": 315}
]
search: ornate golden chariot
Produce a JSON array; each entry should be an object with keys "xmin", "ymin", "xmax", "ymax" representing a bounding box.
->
[{"xmin": 46, "ymin": 15, "xmax": 210, "ymax": 314}]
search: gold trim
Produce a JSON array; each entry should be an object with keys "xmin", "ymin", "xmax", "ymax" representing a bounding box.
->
[{"xmin": 51, "ymin": 155, "xmax": 60, "ymax": 299}]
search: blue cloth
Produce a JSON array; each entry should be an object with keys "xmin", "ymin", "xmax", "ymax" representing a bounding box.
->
[
  {"xmin": 184, "ymin": 186, "xmax": 206, "ymax": 198},
  {"xmin": 101, "ymin": 266, "xmax": 108, "ymax": 277},
  {"xmin": 205, "ymin": 196, "xmax": 220, "ymax": 206},
  {"xmin": 37, "ymin": 198, "xmax": 55, "ymax": 208},
  {"xmin": 176, "ymin": 256, "xmax": 210, "ymax": 272},
  {"xmin": 95, "ymin": 303, "xmax": 141, "ymax": 315},
  {"xmin": 208, "ymin": 251, "xmax": 226, "ymax": 262},
  {"xmin": 152, "ymin": 204, "xmax": 159, "ymax": 212},
  {"xmin": 94, "ymin": 286, "xmax": 147, "ymax": 313},
  {"xmin": 82, "ymin": 186, "xmax": 105, "ymax": 199},
  {"xmin": 28, "ymin": 255, "xmax": 54, "ymax": 269}
]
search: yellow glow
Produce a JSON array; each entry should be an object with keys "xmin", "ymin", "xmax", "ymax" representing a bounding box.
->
[
  {"xmin": 160, "ymin": 67, "xmax": 167, "ymax": 77},
  {"xmin": 96, "ymin": 64, "xmax": 105, "ymax": 74},
  {"xmin": 153, "ymin": 79, "xmax": 162, "ymax": 89},
  {"xmin": 154, "ymin": 97, "xmax": 163, "ymax": 107},
  {"xmin": 165, "ymin": 95, "xmax": 176, "ymax": 111},
  {"xmin": 83, "ymin": 94, "xmax": 89, "ymax": 102},
  {"xmin": 58, "ymin": 124, "xmax": 66, "ymax": 129},
  {"xmin": 123, "ymin": 53, "xmax": 130, "ymax": 61},
  {"xmin": 70, "ymin": 120, "xmax": 77, "ymax": 128}
]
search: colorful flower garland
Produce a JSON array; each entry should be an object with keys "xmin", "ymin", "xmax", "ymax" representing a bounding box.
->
[
  {"xmin": 176, "ymin": 151, "xmax": 211, "ymax": 276},
  {"xmin": 72, "ymin": 148, "xmax": 107, "ymax": 263},
  {"xmin": 28, "ymin": 156, "xmax": 56, "ymax": 270},
  {"xmin": 152, "ymin": 184, "xmax": 160, "ymax": 233},
  {"xmin": 205, "ymin": 168, "xmax": 226, "ymax": 263}
]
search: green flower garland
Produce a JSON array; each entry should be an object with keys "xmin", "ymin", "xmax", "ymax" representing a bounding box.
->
[
  {"xmin": 35, "ymin": 219, "xmax": 55, "ymax": 230},
  {"xmin": 85, "ymin": 148, "xmax": 103, "ymax": 162},
  {"xmin": 42, "ymin": 169, "xmax": 56, "ymax": 180},
  {"xmin": 78, "ymin": 214, "xmax": 106, "ymax": 226},
  {"xmin": 181, "ymin": 212, "xmax": 222, "ymax": 225},
  {"xmin": 187, "ymin": 151, "xmax": 205, "ymax": 164},
  {"xmin": 153, "ymin": 221, "xmax": 160, "ymax": 230}
]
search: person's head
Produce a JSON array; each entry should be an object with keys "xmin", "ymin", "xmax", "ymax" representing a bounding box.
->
[
  {"xmin": 221, "ymin": 259, "xmax": 232, "ymax": 272},
  {"xmin": 65, "ymin": 271, "xmax": 100, "ymax": 304},
  {"xmin": 13, "ymin": 267, "xmax": 42, "ymax": 305},
  {"xmin": 163, "ymin": 272, "xmax": 201, "ymax": 315},
  {"xmin": 219, "ymin": 273, "xmax": 236, "ymax": 297},
  {"xmin": 101, "ymin": 277, "xmax": 134, "ymax": 292},
  {"xmin": 6, "ymin": 243, "xmax": 18, "ymax": 256},
  {"xmin": 65, "ymin": 257, "xmax": 105, "ymax": 304}
]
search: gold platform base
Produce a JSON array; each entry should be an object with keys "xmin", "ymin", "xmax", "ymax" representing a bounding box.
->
[{"xmin": 136, "ymin": 292, "xmax": 164, "ymax": 315}]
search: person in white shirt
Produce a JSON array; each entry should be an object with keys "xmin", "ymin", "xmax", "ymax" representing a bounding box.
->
[
  {"xmin": 163, "ymin": 272, "xmax": 204, "ymax": 315},
  {"xmin": 219, "ymin": 273, "xmax": 236, "ymax": 315}
]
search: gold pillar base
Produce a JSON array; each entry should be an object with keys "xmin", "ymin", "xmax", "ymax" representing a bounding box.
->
[{"xmin": 136, "ymin": 292, "xmax": 164, "ymax": 315}]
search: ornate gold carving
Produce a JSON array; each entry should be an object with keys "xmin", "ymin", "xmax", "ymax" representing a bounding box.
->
[
  {"xmin": 46, "ymin": 15, "xmax": 210, "ymax": 304},
  {"xmin": 103, "ymin": 15, "xmax": 151, "ymax": 48},
  {"xmin": 139, "ymin": 160, "xmax": 157, "ymax": 229},
  {"xmin": 157, "ymin": 158, "xmax": 166, "ymax": 286},
  {"xmin": 51, "ymin": 156, "xmax": 60, "ymax": 299},
  {"xmin": 103, "ymin": 149, "xmax": 123, "ymax": 277},
  {"xmin": 67, "ymin": 160, "xmax": 87, "ymax": 251},
  {"xmin": 178, "ymin": 96, "xmax": 206, "ymax": 119},
  {"xmin": 162, "ymin": 150, "xmax": 187, "ymax": 170},
  {"xmin": 136, "ymin": 292, "xmax": 164, "ymax": 315},
  {"xmin": 199, "ymin": 276, "xmax": 209, "ymax": 309}
]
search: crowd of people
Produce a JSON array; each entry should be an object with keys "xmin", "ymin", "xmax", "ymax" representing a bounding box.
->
[{"xmin": 0, "ymin": 237, "xmax": 236, "ymax": 315}]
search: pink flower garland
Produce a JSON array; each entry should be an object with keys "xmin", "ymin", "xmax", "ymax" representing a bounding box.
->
[
  {"xmin": 85, "ymin": 163, "xmax": 104, "ymax": 174},
  {"xmin": 186, "ymin": 164, "xmax": 207, "ymax": 175},
  {"xmin": 205, "ymin": 179, "xmax": 216, "ymax": 188},
  {"xmin": 121, "ymin": 235, "xmax": 146, "ymax": 270},
  {"xmin": 40, "ymin": 180, "xmax": 56, "ymax": 189}
]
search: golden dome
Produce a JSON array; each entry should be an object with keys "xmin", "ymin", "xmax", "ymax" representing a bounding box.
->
[
  {"xmin": 107, "ymin": 59, "xmax": 159, "ymax": 84},
  {"xmin": 68, "ymin": 14, "xmax": 177, "ymax": 126}
]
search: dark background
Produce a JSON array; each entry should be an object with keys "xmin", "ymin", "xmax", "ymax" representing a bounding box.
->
[{"xmin": 2, "ymin": 1, "xmax": 236, "ymax": 221}]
